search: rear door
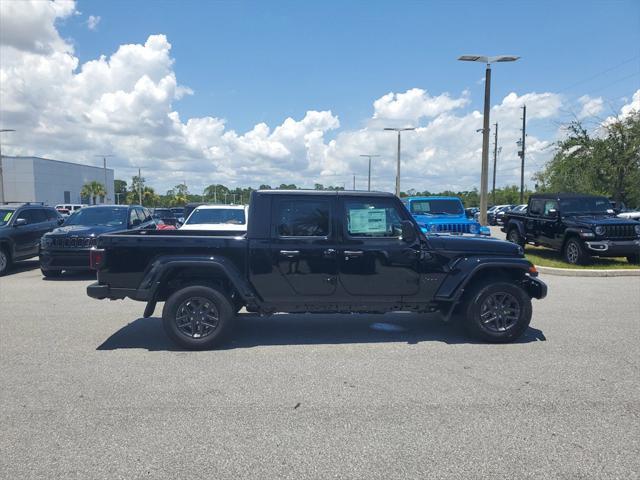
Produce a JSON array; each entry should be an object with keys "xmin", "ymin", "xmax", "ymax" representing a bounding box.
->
[
  {"xmin": 337, "ymin": 196, "xmax": 420, "ymax": 298},
  {"xmin": 266, "ymin": 195, "xmax": 339, "ymax": 301},
  {"xmin": 527, "ymin": 199, "xmax": 544, "ymax": 242}
]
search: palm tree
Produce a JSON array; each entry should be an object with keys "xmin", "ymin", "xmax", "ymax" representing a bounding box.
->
[{"xmin": 81, "ymin": 181, "xmax": 107, "ymax": 205}]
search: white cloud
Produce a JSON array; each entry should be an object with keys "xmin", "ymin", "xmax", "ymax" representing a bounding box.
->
[
  {"xmin": 619, "ymin": 89, "xmax": 640, "ymax": 118},
  {"xmin": 577, "ymin": 95, "xmax": 604, "ymax": 119},
  {"xmin": 372, "ymin": 88, "xmax": 469, "ymax": 123},
  {"xmin": 87, "ymin": 15, "xmax": 100, "ymax": 31},
  {"xmin": 0, "ymin": 1, "xmax": 633, "ymax": 195}
]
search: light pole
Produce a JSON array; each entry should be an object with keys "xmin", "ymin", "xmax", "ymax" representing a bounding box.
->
[
  {"xmin": 458, "ymin": 54, "xmax": 519, "ymax": 225},
  {"xmin": 94, "ymin": 154, "xmax": 114, "ymax": 203},
  {"xmin": 383, "ymin": 127, "xmax": 415, "ymax": 197},
  {"xmin": 360, "ymin": 154, "xmax": 380, "ymax": 191}
]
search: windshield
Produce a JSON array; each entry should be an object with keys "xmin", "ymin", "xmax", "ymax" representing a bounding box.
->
[
  {"xmin": 410, "ymin": 199, "xmax": 463, "ymax": 215},
  {"xmin": 64, "ymin": 207, "xmax": 128, "ymax": 226},
  {"xmin": 560, "ymin": 197, "xmax": 611, "ymax": 215},
  {"xmin": 186, "ymin": 208, "xmax": 246, "ymax": 225},
  {"xmin": 0, "ymin": 209, "xmax": 15, "ymax": 227},
  {"xmin": 153, "ymin": 209, "xmax": 174, "ymax": 218}
]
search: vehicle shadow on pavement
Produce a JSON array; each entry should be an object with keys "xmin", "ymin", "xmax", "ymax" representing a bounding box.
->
[
  {"xmin": 41, "ymin": 271, "xmax": 96, "ymax": 281},
  {"xmin": 97, "ymin": 313, "xmax": 546, "ymax": 351},
  {"xmin": 4, "ymin": 260, "xmax": 40, "ymax": 275}
]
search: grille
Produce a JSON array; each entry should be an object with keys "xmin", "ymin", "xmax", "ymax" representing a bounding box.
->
[
  {"xmin": 52, "ymin": 237, "xmax": 97, "ymax": 248},
  {"xmin": 433, "ymin": 223, "xmax": 473, "ymax": 234},
  {"xmin": 603, "ymin": 225, "xmax": 636, "ymax": 240}
]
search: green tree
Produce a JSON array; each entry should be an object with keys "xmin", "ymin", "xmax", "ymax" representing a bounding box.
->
[
  {"xmin": 81, "ymin": 181, "xmax": 107, "ymax": 205},
  {"xmin": 114, "ymin": 179, "xmax": 127, "ymax": 204},
  {"xmin": 534, "ymin": 111, "xmax": 640, "ymax": 207}
]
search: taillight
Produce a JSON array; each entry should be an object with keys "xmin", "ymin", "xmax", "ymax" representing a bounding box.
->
[{"xmin": 90, "ymin": 249, "xmax": 106, "ymax": 270}]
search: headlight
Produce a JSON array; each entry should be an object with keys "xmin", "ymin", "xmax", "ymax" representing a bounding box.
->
[
  {"xmin": 469, "ymin": 224, "xmax": 479, "ymax": 234},
  {"xmin": 429, "ymin": 224, "xmax": 438, "ymax": 233},
  {"xmin": 40, "ymin": 236, "xmax": 51, "ymax": 248},
  {"xmin": 635, "ymin": 224, "xmax": 640, "ymax": 235},
  {"xmin": 595, "ymin": 226, "xmax": 605, "ymax": 236}
]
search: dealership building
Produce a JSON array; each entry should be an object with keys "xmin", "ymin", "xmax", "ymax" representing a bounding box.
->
[{"xmin": 0, "ymin": 156, "xmax": 114, "ymax": 205}]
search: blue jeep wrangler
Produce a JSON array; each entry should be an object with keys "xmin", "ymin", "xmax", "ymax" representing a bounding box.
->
[{"xmin": 403, "ymin": 196, "xmax": 489, "ymax": 236}]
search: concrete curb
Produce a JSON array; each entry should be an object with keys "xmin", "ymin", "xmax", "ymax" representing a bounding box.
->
[{"xmin": 536, "ymin": 265, "xmax": 640, "ymax": 277}]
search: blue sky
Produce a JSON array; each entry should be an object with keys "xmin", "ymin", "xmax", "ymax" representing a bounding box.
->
[
  {"xmin": 61, "ymin": 0, "xmax": 640, "ymax": 132},
  {"xmin": 2, "ymin": 0, "xmax": 639, "ymax": 193}
]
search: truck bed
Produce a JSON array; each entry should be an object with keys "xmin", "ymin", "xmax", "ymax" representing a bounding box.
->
[{"xmin": 95, "ymin": 229, "xmax": 248, "ymax": 290}]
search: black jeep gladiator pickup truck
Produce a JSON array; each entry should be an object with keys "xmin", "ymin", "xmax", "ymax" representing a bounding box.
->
[
  {"xmin": 87, "ymin": 190, "xmax": 547, "ymax": 349},
  {"xmin": 502, "ymin": 193, "xmax": 640, "ymax": 265}
]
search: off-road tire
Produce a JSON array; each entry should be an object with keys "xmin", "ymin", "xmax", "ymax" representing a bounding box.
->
[
  {"xmin": 162, "ymin": 285, "xmax": 235, "ymax": 350},
  {"xmin": 463, "ymin": 281, "xmax": 532, "ymax": 343},
  {"xmin": 563, "ymin": 238, "xmax": 589, "ymax": 265},
  {"xmin": 507, "ymin": 227, "xmax": 525, "ymax": 247}
]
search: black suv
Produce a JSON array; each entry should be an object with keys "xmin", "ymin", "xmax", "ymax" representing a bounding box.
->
[
  {"xmin": 0, "ymin": 203, "xmax": 63, "ymax": 275},
  {"xmin": 39, "ymin": 205, "xmax": 156, "ymax": 277},
  {"xmin": 502, "ymin": 193, "xmax": 640, "ymax": 265}
]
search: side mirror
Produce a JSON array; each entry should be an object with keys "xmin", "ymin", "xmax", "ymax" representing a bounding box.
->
[
  {"xmin": 14, "ymin": 218, "xmax": 27, "ymax": 227},
  {"xmin": 57, "ymin": 218, "xmax": 65, "ymax": 225},
  {"xmin": 548, "ymin": 208, "xmax": 558, "ymax": 218},
  {"xmin": 401, "ymin": 220, "xmax": 417, "ymax": 244},
  {"xmin": 131, "ymin": 219, "xmax": 141, "ymax": 227}
]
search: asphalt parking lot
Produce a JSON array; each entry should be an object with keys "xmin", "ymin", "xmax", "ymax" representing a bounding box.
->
[{"xmin": 1, "ymin": 262, "xmax": 639, "ymax": 479}]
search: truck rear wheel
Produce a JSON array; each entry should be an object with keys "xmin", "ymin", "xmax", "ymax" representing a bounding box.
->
[
  {"xmin": 507, "ymin": 227, "xmax": 525, "ymax": 247},
  {"xmin": 162, "ymin": 285, "xmax": 235, "ymax": 350},
  {"xmin": 627, "ymin": 254, "xmax": 640, "ymax": 265},
  {"xmin": 463, "ymin": 281, "xmax": 532, "ymax": 343}
]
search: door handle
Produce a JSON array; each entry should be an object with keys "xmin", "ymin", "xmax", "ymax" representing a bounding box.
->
[
  {"xmin": 344, "ymin": 250, "xmax": 364, "ymax": 258},
  {"xmin": 279, "ymin": 250, "xmax": 300, "ymax": 258}
]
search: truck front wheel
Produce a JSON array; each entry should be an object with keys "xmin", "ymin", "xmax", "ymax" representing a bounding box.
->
[
  {"xmin": 162, "ymin": 285, "xmax": 235, "ymax": 350},
  {"xmin": 464, "ymin": 281, "xmax": 532, "ymax": 343},
  {"xmin": 564, "ymin": 238, "xmax": 589, "ymax": 265}
]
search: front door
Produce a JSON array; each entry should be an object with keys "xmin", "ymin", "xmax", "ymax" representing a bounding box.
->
[
  {"xmin": 337, "ymin": 196, "xmax": 420, "ymax": 298},
  {"xmin": 267, "ymin": 196, "xmax": 338, "ymax": 302}
]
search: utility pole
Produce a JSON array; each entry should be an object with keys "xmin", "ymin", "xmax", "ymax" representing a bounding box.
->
[
  {"xmin": 518, "ymin": 105, "xmax": 527, "ymax": 204},
  {"xmin": 94, "ymin": 155, "xmax": 114, "ymax": 203},
  {"xmin": 360, "ymin": 154, "xmax": 380, "ymax": 191},
  {"xmin": 138, "ymin": 167, "xmax": 142, "ymax": 205},
  {"xmin": 492, "ymin": 123, "xmax": 498, "ymax": 206},
  {"xmin": 353, "ymin": 174, "xmax": 356, "ymax": 190}
]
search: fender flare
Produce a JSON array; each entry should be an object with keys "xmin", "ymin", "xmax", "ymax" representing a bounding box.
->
[
  {"xmin": 505, "ymin": 219, "xmax": 525, "ymax": 238},
  {"xmin": 434, "ymin": 256, "xmax": 532, "ymax": 302},
  {"xmin": 137, "ymin": 255, "xmax": 259, "ymax": 312}
]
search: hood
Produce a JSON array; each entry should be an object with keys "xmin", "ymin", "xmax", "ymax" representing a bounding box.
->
[
  {"xmin": 427, "ymin": 234, "xmax": 523, "ymax": 256},
  {"xmin": 46, "ymin": 224, "xmax": 123, "ymax": 236},
  {"xmin": 564, "ymin": 215, "xmax": 637, "ymax": 226}
]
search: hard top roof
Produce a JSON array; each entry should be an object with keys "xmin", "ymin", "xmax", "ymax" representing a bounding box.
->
[
  {"xmin": 256, "ymin": 189, "xmax": 395, "ymax": 197},
  {"xmin": 529, "ymin": 192, "xmax": 608, "ymax": 200}
]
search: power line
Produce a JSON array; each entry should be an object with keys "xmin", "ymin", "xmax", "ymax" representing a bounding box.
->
[{"xmin": 557, "ymin": 54, "xmax": 640, "ymax": 93}]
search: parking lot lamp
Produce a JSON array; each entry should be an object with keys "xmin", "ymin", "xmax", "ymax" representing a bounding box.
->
[
  {"xmin": 360, "ymin": 154, "xmax": 380, "ymax": 191},
  {"xmin": 384, "ymin": 128, "xmax": 415, "ymax": 196},
  {"xmin": 457, "ymin": 55, "xmax": 519, "ymax": 225}
]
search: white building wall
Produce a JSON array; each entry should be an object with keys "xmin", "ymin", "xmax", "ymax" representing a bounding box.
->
[
  {"xmin": 0, "ymin": 156, "xmax": 36, "ymax": 202},
  {"xmin": 0, "ymin": 156, "xmax": 114, "ymax": 205}
]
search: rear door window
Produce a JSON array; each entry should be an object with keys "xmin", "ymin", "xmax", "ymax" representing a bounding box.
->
[{"xmin": 274, "ymin": 199, "xmax": 331, "ymax": 237}]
